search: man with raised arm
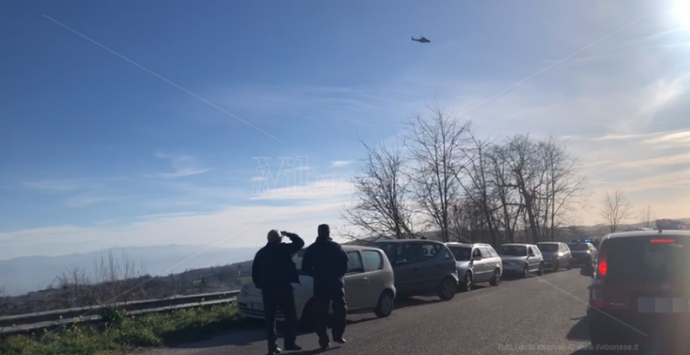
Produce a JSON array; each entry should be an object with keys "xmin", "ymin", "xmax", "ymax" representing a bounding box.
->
[{"xmin": 252, "ymin": 229, "xmax": 304, "ymax": 355}]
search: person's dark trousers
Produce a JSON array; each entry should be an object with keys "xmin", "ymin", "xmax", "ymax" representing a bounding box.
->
[
  {"xmin": 314, "ymin": 285, "xmax": 347, "ymax": 346},
  {"xmin": 262, "ymin": 287, "xmax": 299, "ymax": 351}
]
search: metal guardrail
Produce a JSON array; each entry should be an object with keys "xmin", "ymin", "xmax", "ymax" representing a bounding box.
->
[{"xmin": 0, "ymin": 290, "xmax": 240, "ymax": 335}]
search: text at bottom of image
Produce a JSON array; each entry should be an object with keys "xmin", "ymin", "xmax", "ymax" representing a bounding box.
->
[{"xmin": 498, "ymin": 343, "xmax": 639, "ymax": 351}]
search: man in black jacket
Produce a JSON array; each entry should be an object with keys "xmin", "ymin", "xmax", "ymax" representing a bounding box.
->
[
  {"xmin": 301, "ymin": 224, "xmax": 349, "ymax": 350},
  {"xmin": 252, "ymin": 230, "xmax": 305, "ymax": 355}
]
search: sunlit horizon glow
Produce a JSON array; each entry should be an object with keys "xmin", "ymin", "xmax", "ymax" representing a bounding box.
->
[{"xmin": 673, "ymin": 0, "xmax": 690, "ymax": 28}]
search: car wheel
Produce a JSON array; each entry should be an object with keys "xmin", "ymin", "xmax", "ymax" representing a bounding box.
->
[
  {"xmin": 553, "ymin": 261, "xmax": 560, "ymax": 272},
  {"xmin": 521, "ymin": 264, "xmax": 529, "ymax": 278},
  {"xmin": 489, "ymin": 269, "xmax": 501, "ymax": 286},
  {"xmin": 566, "ymin": 259, "xmax": 572, "ymax": 270},
  {"xmin": 438, "ymin": 277, "xmax": 457, "ymax": 301},
  {"xmin": 458, "ymin": 271, "xmax": 472, "ymax": 292},
  {"xmin": 299, "ymin": 299, "xmax": 316, "ymax": 331},
  {"xmin": 537, "ymin": 263, "xmax": 544, "ymax": 276},
  {"xmin": 374, "ymin": 290, "xmax": 394, "ymax": 318}
]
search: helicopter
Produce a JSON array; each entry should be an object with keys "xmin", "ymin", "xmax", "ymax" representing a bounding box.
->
[{"xmin": 411, "ymin": 35, "xmax": 430, "ymax": 43}]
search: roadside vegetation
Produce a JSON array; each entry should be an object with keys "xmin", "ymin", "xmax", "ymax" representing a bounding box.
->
[{"xmin": 0, "ymin": 302, "xmax": 243, "ymax": 355}]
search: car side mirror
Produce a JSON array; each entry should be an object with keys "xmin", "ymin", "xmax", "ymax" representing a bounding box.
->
[{"xmin": 580, "ymin": 263, "xmax": 594, "ymax": 277}]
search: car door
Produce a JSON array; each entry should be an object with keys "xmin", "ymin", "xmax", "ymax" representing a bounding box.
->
[
  {"xmin": 417, "ymin": 242, "xmax": 444, "ymax": 290},
  {"xmin": 360, "ymin": 249, "xmax": 386, "ymax": 307},
  {"xmin": 471, "ymin": 247, "xmax": 488, "ymax": 282},
  {"xmin": 343, "ymin": 250, "xmax": 367, "ymax": 310},
  {"xmin": 527, "ymin": 246, "xmax": 538, "ymax": 271},
  {"xmin": 477, "ymin": 247, "xmax": 495, "ymax": 281},
  {"xmin": 381, "ymin": 243, "xmax": 422, "ymax": 296}
]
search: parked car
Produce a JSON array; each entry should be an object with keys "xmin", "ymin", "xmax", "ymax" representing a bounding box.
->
[
  {"xmin": 537, "ymin": 241, "xmax": 573, "ymax": 272},
  {"xmin": 237, "ymin": 245, "xmax": 396, "ymax": 330},
  {"xmin": 446, "ymin": 242, "xmax": 502, "ymax": 291},
  {"xmin": 373, "ymin": 239, "xmax": 458, "ymax": 301},
  {"xmin": 568, "ymin": 240, "xmax": 598, "ymax": 266},
  {"xmin": 581, "ymin": 230, "xmax": 690, "ymax": 350},
  {"xmin": 497, "ymin": 243, "xmax": 544, "ymax": 278}
]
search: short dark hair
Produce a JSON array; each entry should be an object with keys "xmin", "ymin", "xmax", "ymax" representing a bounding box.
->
[{"xmin": 318, "ymin": 224, "xmax": 330, "ymax": 237}]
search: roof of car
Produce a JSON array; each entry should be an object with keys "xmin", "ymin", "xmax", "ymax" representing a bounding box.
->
[
  {"xmin": 499, "ymin": 243, "xmax": 534, "ymax": 247},
  {"xmin": 537, "ymin": 241, "xmax": 561, "ymax": 244},
  {"xmin": 605, "ymin": 230, "xmax": 690, "ymax": 240},
  {"xmin": 373, "ymin": 239, "xmax": 444, "ymax": 244},
  {"xmin": 445, "ymin": 242, "xmax": 492, "ymax": 247},
  {"xmin": 341, "ymin": 244, "xmax": 383, "ymax": 251}
]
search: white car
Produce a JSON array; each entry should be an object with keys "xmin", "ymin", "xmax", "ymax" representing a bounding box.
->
[
  {"xmin": 237, "ymin": 245, "xmax": 396, "ymax": 329},
  {"xmin": 497, "ymin": 243, "xmax": 544, "ymax": 278}
]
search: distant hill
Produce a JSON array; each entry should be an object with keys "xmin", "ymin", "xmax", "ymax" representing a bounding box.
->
[{"xmin": 0, "ymin": 245, "xmax": 259, "ymax": 296}]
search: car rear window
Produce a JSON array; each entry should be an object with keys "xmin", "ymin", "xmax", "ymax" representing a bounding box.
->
[
  {"xmin": 569, "ymin": 244, "xmax": 589, "ymax": 251},
  {"xmin": 537, "ymin": 244, "xmax": 558, "ymax": 252},
  {"xmin": 606, "ymin": 235, "xmax": 690, "ymax": 280},
  {"xmin": 448, "ymin": 246, "xmax": 471, "ymax": 261}
]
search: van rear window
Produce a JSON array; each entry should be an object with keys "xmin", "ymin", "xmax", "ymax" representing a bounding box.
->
[{"xmin": 606, "ymin": 235, "xmax": 690, "ymax": 280}]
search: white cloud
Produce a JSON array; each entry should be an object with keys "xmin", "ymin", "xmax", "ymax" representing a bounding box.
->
[
  {"xmin": 328, "ymin": 160, "xmax": 353, "ymax": 168},
  {"xmin": 145, "ymin": 153, "xmax": 210, "ymax": 179},
  {"xmin": 22, "ymin": 179, "xmax": 91, "ymax": 191},
  {"xmin": 63, "ymin": 195, "xmax": 113, "ymax": 208},
  {"xmin": 0, "ymin": 202, "xmax": 348, "ymax": 259},
  {"xmin": 251, "ymin": 180, "xmax": 354, "ymax": 201}
]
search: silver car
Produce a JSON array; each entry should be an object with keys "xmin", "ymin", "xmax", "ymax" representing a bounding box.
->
[
  {"xmin": 237, "ymin": 245, "xmax": 396, "ymax": 330},
  {"xmin": 497, "ymin": 243, "xmax": 544, "ymax": 278},
  {"xmin": 446, "ymin": 242, "xmax": 503, "ymax": 291},
  {"xmin": 537, "ymin": 242, "xmax": 573, "ymax": 272}
]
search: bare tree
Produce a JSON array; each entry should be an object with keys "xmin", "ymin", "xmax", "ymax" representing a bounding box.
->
[
  {"xmin": 55, "ymin": 267, "xmax": 91, "ymax": 309},
  {"xmin": 500, "ymin": 134, "xmax": 544, "ymax": 242},
  {"xmin": 538, "ymin": 137, "xmax": 588, "ymax": 240},
  {"xmin": 406, "ymin": 106, "xmax": 472, "ymax": 242},
  {"xmin": 342, "ymin": 137, "xmax": 416, "ymax": 239},
  {"xmin": 455, "ymin": 134, "xmax": 500, "ymax": 245},
  {"xmin": 486, "ymin": 144, "xmax": 523, "ymax": 243},
  {"xmin": 600, "ymin": 189, "xmax": 634, "ymax": 233},
  {"xmin": 640, "ymin": 205, "xmax": 654, "ymax": 228},
  {"xmin": 92, "ymin": 249, "xmax": 147, "ymax": 305},
  {"xmin": 0, "ymin": 286, "xmax": 11, "ymax": 315}
]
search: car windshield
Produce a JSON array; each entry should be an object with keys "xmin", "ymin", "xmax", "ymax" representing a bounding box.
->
[
  {"xmin": 498, "ymin": 245, "xmax": 527, "ymax": 257},
  {"xmin": 448, "ymin": 246, "xmax": 472, "ymax": 261},
  {"xmin": 537, "ymin": 244, "xmax": 558, "ymax": 253},
  {"xmin": 569, "ymin": 244, "xmax": 589, "ymax": 251},
  {"xmin": 607, "ymin": 235, "xmax": 690, "ymax": 281}
]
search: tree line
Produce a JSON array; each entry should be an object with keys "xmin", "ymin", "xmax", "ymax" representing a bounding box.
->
[{"xmin": 342, "ymin": 106, "xmax": 590, "ymax": 245}]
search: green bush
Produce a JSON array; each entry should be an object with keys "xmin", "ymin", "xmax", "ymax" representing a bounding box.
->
[{"xmin": 0, "ymin": 302, "xmax": 242, "ymax": 355}]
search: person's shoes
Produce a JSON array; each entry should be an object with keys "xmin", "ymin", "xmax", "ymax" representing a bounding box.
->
[
  {"xmin": 268, "ymin": 346, "xmax": 282, "ymax": 355},
  {"xmin": 333, "ymin": 337, "xmax": 346, "ymax": 344},
  {"xmin": 319, "ymin": 341, "xmax": 331, "ymax": 351},
  {"xmin": 284, "ymin": 343, "xmax": 302, "ymax": 351}
]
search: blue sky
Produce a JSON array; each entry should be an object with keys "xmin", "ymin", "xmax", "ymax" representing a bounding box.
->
[{"xmin": 1, "ymin": 0, "xmax": 689, "ymax": 259}]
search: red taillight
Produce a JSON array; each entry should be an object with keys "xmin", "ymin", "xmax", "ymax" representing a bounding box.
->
[
  {"xmin": 597, "ymin": 261, "xmax": 607, "ymax": 276},
  {"xmin": 650, "ymin": 238, "xmax": 675, "ymax": 243}
]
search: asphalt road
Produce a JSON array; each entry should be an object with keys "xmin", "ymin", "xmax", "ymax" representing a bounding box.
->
[{"xmin": 129, "ymin": 270, "xmax": 606, "ymax": 355}]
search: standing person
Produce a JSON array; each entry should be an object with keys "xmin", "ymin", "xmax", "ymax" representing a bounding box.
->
[
  {"xmin": 252, "ymin": 230, "xmax": 305, "ymax": 355},
  {"xmin": 301, "ymin": 224, "xmax": 349, "ymax": 350}
]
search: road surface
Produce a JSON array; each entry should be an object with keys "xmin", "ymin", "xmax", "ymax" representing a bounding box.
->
[{"xmin": 129, "ymin": 270, "xmax": 608, "ymax": 355}]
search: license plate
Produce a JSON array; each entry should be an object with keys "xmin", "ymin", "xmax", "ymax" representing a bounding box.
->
[
  {"xmin": 638, "ymin": 297, "xmax": 690, "ymax": 313},
  {"xmin": 251, "ymin": 303, "xmax": 264, "ymax": 311}
]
